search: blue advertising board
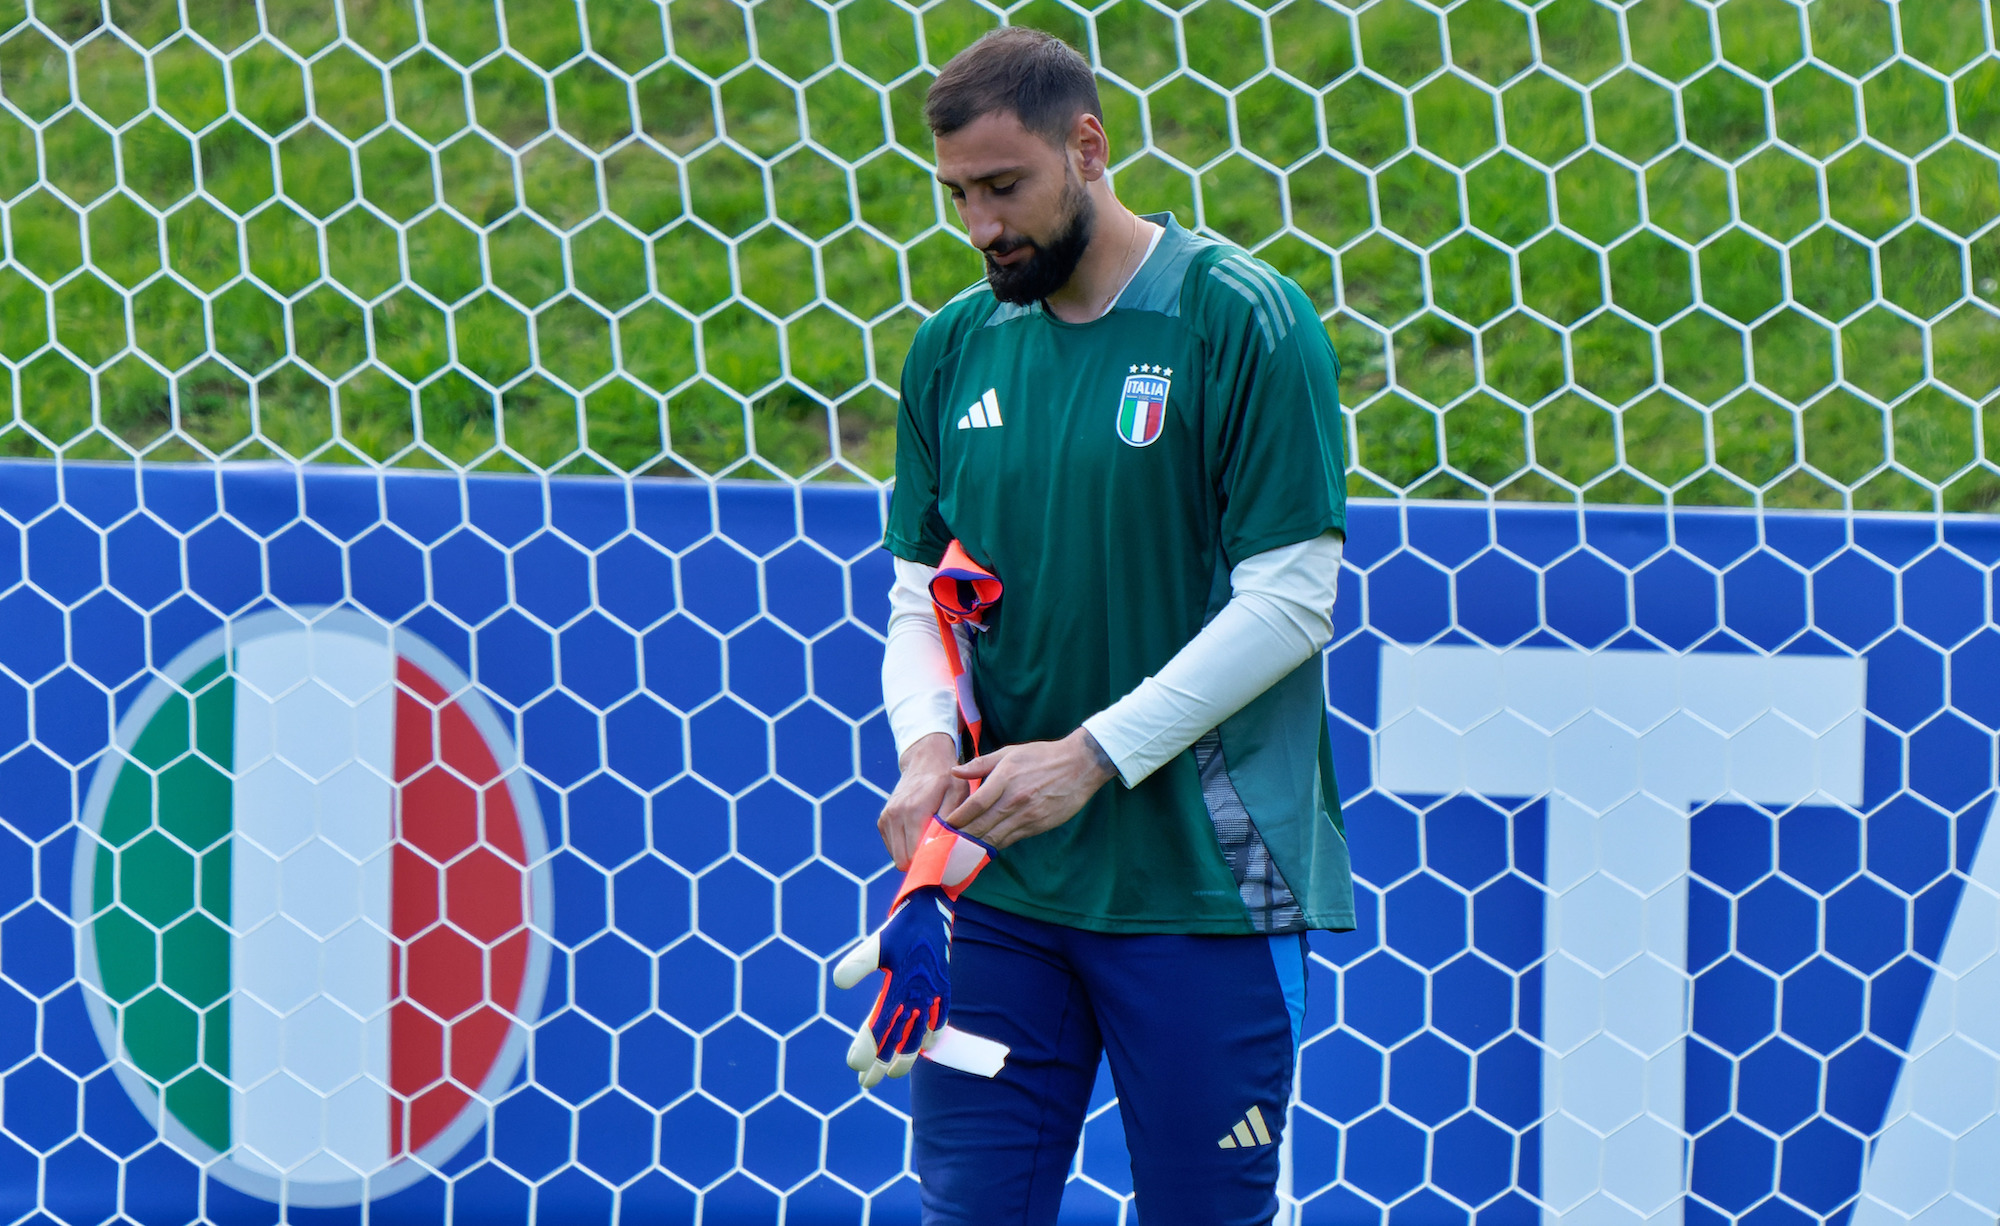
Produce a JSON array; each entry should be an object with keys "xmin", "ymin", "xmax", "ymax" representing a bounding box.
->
[{"xmin": 0, "ymin": 461, "xmax": 1993, "ymax": 1224}]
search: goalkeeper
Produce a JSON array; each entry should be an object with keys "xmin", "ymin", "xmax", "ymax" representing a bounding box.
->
[{"xmin": 846, "ymin": 26, "xmax": 1352, "ymax": 1226}]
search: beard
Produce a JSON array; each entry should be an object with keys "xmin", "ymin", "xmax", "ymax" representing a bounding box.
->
[{"xmin": 982, "ymin": 177, "xmax": 1095, "ymax": 305}]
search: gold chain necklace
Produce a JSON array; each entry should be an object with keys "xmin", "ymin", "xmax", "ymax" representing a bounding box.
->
[{"xmin": 1086, "ymin": 216, "xmax": 1146, "ymax": 321}]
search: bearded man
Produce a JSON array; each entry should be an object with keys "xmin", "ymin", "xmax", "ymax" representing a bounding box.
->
[{"xmin": 837, "ymin": 26, "xmax": 1352, "ymax": 1226}]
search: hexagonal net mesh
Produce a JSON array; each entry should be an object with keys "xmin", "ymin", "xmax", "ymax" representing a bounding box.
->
[
  {"xmin": 9, "ymin": 465, "xmax": 1998, "ymax": 1225},
  {"xmin": 1, "ymin": 0, "xmax": 1999, "ymax": 1224},
  {"xmin": 0, "ymin": 0, "xmax": 1993, "ymax": 501}
]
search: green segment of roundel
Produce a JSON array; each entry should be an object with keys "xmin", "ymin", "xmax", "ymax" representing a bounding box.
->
[{"xmin": 91, "ymin": 656, "xmax": 233, "ymax": 1153}]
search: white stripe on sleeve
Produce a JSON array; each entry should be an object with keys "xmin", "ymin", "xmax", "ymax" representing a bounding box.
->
[
  {"xmin": 1228, "ymin": 256, "xmax": 1295, "ymax": 335},
  {"xmin": 1207, "ymin": 265, "xmax": 1277, "ymax": 353}
]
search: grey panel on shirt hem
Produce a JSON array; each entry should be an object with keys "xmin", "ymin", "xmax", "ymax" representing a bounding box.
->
[{"xmin": 1193, "ymin": 728, "xmax": 1306, "ymax": 935}]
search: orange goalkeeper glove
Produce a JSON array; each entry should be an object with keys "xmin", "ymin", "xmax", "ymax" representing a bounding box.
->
[{"xmin": 832, "ymin": 817, "xmax": 992, "ymax": 1087}]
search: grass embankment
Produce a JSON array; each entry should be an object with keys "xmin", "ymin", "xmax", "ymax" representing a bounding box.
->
[{"xmin": 0, "ymin": 0, "xmax": 1995, "ymax": 508}]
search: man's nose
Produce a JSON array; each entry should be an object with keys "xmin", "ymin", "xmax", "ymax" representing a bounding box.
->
[{"xmin": 959, "ymin": 202, "xmax": 1003, "ymax": 251}]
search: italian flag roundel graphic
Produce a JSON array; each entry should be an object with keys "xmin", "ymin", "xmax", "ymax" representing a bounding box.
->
[{"xmin": 73, "ymin": 610, "xmax": 553, "ymax": 1205}]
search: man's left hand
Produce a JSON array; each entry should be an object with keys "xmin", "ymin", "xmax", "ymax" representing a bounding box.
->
[{"xmin": 941, "ymin": 728, "xmax": 1116, "ymax": 849}]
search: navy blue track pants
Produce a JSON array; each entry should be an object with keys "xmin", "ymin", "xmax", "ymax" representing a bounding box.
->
[{"xmin": 910, "ymin": 899, "xmax": 1308, "ymax": 1226}]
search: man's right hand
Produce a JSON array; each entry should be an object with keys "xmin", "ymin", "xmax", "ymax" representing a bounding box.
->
[{"xmin": 879, "ymin": 733, "xmax": 967, "ymax": 869}]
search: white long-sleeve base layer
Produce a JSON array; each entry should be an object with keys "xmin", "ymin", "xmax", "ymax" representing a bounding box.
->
[{"xmin": 879, "ymin": 531, "xmax": 1343, "ymax": 787}]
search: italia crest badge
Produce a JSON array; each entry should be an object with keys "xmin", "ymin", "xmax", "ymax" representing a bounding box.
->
[{"xmin": 1118, "ymin": 365, "xmax": 1171, "ymax": 447}]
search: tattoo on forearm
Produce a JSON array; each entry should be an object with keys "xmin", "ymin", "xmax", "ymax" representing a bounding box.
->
[{"xmin": 1080, "ymin": 729, "xmax": 1115, "ymax": 778}]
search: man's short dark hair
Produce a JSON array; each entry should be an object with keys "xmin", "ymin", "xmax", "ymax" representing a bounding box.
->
[{"xmin": 924, "ymin": 28, "xmax": 1102, "ymax": 146}]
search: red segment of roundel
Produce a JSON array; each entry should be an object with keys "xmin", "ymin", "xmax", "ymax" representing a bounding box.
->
[{"xmin": 391, "ymin": 657, "xmax": 532, "ymax": 1158}]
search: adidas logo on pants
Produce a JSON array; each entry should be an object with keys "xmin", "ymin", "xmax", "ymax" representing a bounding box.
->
[{"xmin": 1216, "ymin": 1104, "xmax": 1276, "ymax": 1149}]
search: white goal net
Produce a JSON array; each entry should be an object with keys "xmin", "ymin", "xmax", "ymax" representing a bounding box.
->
[{"xmin": 0, "ymin": 0, "xmax": 1996, "ymax": 1223}]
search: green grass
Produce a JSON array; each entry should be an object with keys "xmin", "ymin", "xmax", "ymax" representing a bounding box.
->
[{"xmin": 0, "ymin": 0, "xmax": 1995, "ymax": 507}]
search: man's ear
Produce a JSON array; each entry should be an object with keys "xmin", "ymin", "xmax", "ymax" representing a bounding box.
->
[{"xmin": 1071, "ymin": 113, "xmax": 1110, "ymax": 182}]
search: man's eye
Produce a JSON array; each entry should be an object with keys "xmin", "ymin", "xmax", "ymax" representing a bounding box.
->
[{"xmin": 992, "ymin": 181, "xmax": 1017, "ymax": 195}]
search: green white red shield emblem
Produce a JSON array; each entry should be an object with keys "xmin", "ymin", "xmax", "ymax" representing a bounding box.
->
[
  {"xmin": 1118, "ymin": 372, "xmax": 1170, "ymax": 447},
  {"xmin": 72, "ymin": 609, "xmax": 552, "ymax": 1205}
]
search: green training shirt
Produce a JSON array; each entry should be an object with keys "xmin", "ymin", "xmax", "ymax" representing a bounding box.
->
[{"xmin": 884, "ymin": 214, "xmax": 1353, "ymax": 936}]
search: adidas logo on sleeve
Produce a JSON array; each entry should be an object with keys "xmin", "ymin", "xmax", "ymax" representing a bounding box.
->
[
  {"xmin": 1216, "ymin": 1104, "xmax": 1277, "ymax": 1149},
  {"xmin": 956, "ymin": 389, "xmax": 1003, "ymax": 430}
]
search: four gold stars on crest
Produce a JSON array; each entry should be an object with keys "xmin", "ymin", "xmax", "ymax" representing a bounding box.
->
[{"xmin": 1128, "ymin": 364, "xmax": 1173, "ymax": 376}]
